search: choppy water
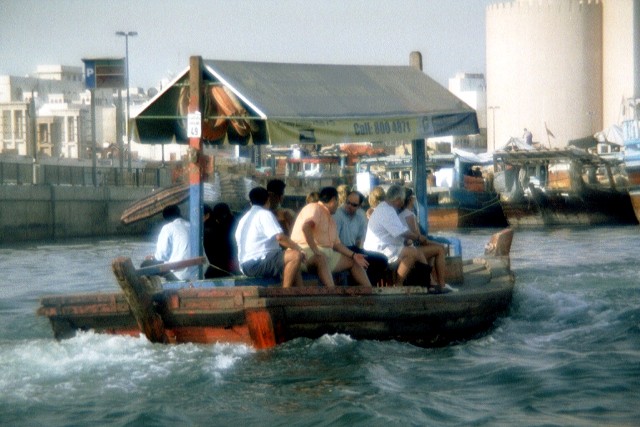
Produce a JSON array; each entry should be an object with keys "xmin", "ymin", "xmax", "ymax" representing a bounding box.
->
[{"xmin": 1, "ymin": 227, "xmax": 639, "ymax": 427}]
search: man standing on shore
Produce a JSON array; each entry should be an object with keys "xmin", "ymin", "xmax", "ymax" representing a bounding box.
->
[{"xmin": 290, "ymin": 186, "xmax": 371, "ymax": 288}]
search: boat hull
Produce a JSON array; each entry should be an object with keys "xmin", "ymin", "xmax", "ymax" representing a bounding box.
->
[
  {"xmin": 624, "ymin": 163, "xmax": 640, "ymax": 223},
  {"xmin": 428, "ymin": 189, "xmax": 508, "ymax": 230},
  {"xmin": 499, "ymin": 187, "xmax": 637, "ymax": 227},
  {"xmin": 38, "ymin": 257, "xmax": 515, "ymax": 348},
  {"xmin": 629, "ymin": 189, "xmax": 640, "ymax": 223}
]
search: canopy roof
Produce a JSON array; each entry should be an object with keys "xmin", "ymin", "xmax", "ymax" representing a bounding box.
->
[{"xmin": 133, "ymin": 59, "xmax": 479, "ymax": 146}]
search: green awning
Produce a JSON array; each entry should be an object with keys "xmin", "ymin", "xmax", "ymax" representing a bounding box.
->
[{"xmin": 132, "ymin": 59, "xmax": 479, "ymax": 146}]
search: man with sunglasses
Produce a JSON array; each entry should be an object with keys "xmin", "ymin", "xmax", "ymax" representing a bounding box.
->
[{"xmin": 334, "ymin": 190, "xmax": 389, "ymax": 286}]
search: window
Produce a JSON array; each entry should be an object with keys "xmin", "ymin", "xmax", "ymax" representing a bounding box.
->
[
  {"xmin": 67, "ymin": 117, "xmax": 76, "ymax": 142},
  {"xmin": 14, "ymin": 111, "xmax": 24, "ymax": 139},
  {"xmin": 2, "ymin": 111, "xmax": 11, "ymax": 139}
]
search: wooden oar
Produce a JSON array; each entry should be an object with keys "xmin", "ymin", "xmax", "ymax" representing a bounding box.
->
[
  {"xmin": 112, "ymin": 257, "xmax": 170, "ymax": 343},
  {"xmin": 135, "ymin": 256, "xmax": 207, "ymax": 277}
]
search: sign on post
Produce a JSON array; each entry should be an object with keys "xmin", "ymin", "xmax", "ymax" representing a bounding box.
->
[
  {"xmin": 187, "ymin": 112, "xmax": 202, "ymax": 138},
  {"xmin": 82, "ymin": 58, "xmax": 125, "ymax": 89}
]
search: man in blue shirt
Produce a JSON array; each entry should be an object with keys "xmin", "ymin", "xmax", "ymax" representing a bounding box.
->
[{"xmin": 333, "ymin": 190, "xmax": 388, "ymax": 286}]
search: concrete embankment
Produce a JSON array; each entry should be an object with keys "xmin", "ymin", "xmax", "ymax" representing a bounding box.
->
[{"xmin": 0, "ymin": 185, "xmax": 161, "ymax": 243}]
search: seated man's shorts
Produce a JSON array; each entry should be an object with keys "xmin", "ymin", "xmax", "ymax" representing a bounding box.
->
[
  {"xmin": 241, "ymin": 250, "xmax": 284, "ymax": 278},
  {"xmin": 301, "ymin": 246, "xmax": 342, "ymax": 272},
  {"xmin": 380, "ymin": 245, "xmax": 403, "ymax": 265}
]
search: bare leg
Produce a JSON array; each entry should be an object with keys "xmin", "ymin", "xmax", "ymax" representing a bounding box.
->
[
  {"xmin": 350, "ymin": 263, "xmax": 372, "ymax": 287},
  {"xmin": 333, "ymin": 255, "xmax": 371, "ymax": 287},
  {"xmin": 306, "ymin": 252, "xmax": 335, "ymax": 287},
  {"xmin": 395, "ymin": 246, "xmax": 425, "ymax": 286},
  {"xmin": 419, "ymin": 244, "xmax": 446, "ymax": 287},
  {"xmin": 282, "ymin": 249, "xmax": 303, "ymax": 288}
]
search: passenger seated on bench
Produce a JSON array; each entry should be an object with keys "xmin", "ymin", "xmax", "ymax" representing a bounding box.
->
[
  {"xmin": 333, "ymin": 190, "xmax": 389, "ymax": 286},
  {"xmin": 398, "ymin": 188, "xmax": 449, "ymax": 290},
  {"xmin": 145, "ymin": 205, "xmax": 200, "ymax": 281},
  {"xmin": 366, "ymin": 186, "xmax": 385, "ymax": 219},
  {"xmin": 364, "ymin": 185, "xmax": 452, "ymax": 293},
  {"xmin": 267, "ymin": 179, "xmax": 296, "ymax": 236},
  {"xmin": 305, "ymin": 190, "xmax": 320, "ymax": 204},
  {"xmin": 290, "ymin": 186, "xmax": 372, "ymax": 288},
  {"xmin": 235, "ymin": 186, "xmax": 305, "ymax": 288},
  {"xmin": 203, "ymin": 203, "xmax": 239, "ymax": 278}
]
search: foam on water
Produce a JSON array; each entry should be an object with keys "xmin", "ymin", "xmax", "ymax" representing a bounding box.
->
[{"xmin": 1, "ymin": 230, "xmax": 639, "ymax": 426}]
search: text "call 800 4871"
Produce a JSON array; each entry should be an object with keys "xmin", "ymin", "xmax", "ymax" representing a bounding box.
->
[{"xmin": 353, "ymin": 120, "xmax": 411, "ymax": 136}]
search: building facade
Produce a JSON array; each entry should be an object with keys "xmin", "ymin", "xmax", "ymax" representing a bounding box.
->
[{"xmin": 0, "ymin": 66, "xmax": 92, "ymax": 158}]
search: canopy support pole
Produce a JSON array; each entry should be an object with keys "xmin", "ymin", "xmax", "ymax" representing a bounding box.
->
[
  {"xmin": 188, "ymin": 56, "xmax": 204, "ymax": 279},
  {"xmin": 412, "ymin": 139, "xmax": 428, "ymax": 235}
]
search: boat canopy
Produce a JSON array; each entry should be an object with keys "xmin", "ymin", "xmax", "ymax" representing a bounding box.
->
[
  {"xmin": 132, "ymin": 59, "xmax": 479, "ymax": 146},
  {"xmin": 493, "ymin": 145, "xmax": 621, "ymax": 167}
]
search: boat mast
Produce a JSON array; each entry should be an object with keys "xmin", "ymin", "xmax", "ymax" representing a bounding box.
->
[{"xmin": 188, "ymin": 56, "xmax": 205, "ymax": 279}]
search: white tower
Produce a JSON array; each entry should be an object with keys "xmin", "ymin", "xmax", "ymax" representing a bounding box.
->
[
  {"xmin": 486, "ymin": 0, "xmax": 603, "ymax": 151},
  {"xmin": 602, "ymin": 0, "xmax": 640, "ymax": 127}
]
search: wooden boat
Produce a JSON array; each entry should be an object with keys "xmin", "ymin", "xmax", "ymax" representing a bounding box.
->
[
  {"xmin": 120, "ymin": 182, "xmax": 219, "ymax": 225},
  {"xmin": 120, "ymin": 183, "xmax": 189, "ymax": 225},
  {"xmin": 40, "ymin": 56, "xmax": 515, "ymax": 349},
  {"xmin": 358, "ymin": 152, "xmax": 507, "ymax": 230},
  {"xmin": 37, "ymin": 230, "xmax": 516, "ymax": 349},
  {"xmin": 493, "ymin": 142, "xmax": 637, "ymax": 227},
  {"xmin": 621, "ymin": 98, "xmax": 640, "ymax": 223}
]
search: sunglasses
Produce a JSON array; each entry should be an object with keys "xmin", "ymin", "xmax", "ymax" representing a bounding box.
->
[{"xmin": 347, "ymin": 201, "xmax": 360, "ymax": 207}]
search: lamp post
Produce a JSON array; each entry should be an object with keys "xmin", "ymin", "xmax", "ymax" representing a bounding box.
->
[
  {"xmin": 488, "ymin": 105, "xmax": 500, "ymax": 151},
  {"xmin": 116, "ymin": 30, "xmax": 137, "ymax": 172}
]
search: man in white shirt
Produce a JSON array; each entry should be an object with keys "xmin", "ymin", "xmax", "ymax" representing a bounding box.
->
[
  {"xmin": 153, "ymin": 205, "xmax": 199, "ymax": 281},
  {"xmin": 364, "ymin": 185, "xmax": 451, "ymax": 292},
  {"xmin": 235, "ymin": 186, "xmax": 304, "ymax": 287}
]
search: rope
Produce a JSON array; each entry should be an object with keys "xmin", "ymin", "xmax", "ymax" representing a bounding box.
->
[
  {"xmin": 454, "ymin": 195, "xmax": 503, "ymax": 220},
  {"xmin": 206, "ymin": 263, "xmax": 239, "ymax": 277}
]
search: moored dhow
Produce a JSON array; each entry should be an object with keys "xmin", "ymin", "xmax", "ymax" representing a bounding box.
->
[
  {"xmin": 622, "ymin": 98, "xmax": 640, "ymax": 223},
  {"xmin": 493, "ymin": 141, "xmax": 637, "ymax": 227}
]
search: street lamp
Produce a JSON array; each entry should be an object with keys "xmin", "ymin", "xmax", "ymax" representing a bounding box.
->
[
  {"xmin": 488, "ymin": 106, "xmax": 500, "ymax": 151},
  {"xmin": 116, "ymin": 30, "xmax": 137, "ymax": 171}
]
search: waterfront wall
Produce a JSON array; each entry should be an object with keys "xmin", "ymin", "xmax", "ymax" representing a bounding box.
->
[{"xmin": 0, "ymin": 185, "xmax": 159, "ymax": 243}]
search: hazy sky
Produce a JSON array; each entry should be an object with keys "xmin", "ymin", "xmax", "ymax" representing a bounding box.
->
[{"xmin": 1, "ymin": 0, "xmax": 496, "ymax": 89}]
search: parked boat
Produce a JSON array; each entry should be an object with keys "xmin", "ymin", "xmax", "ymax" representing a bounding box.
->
[
  {"xmin": 493, "ymin": 140, "xmax": 637, "ymax": 227},
  {"xmin": 621, "ymin": 98, "xmax": 640, "ymax": 222},
  {"xmin": 357, "ymin": 150, "xmax": 507, "ymax": 230},
  {"xmin": 37, "ymin": 229, "xmax": 515, "ymax": 349}
]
